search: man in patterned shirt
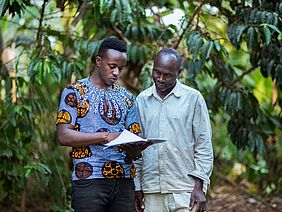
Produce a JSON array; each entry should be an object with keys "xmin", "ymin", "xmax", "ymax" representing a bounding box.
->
[{"xmin": 56, "ymin": 37, "xmax": 146, "ymax": 212}]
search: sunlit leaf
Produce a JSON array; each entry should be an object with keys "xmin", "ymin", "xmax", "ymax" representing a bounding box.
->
[{"xmin": 263, "ymin": 25, "xmax": 271, "ymax": 45}]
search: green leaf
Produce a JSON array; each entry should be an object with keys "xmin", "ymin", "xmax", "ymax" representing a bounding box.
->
[
  {"xmin": 38, "ymin": 163, "xmax": 52, "ymax": 175},
  {"xmin": 276, "ymin": 64, "xmax": 282, "ymax": 90},
  {"xmin": 138, "ymin": 27, "xmax": 146, "ymax": 43},
  {"xmin": 0, "ymin": 0, "xmax": 7, "ymax": 16},
  {"xmin": 247, "ymin": 27, "xmax": 255, "ymax": 49},
  {"xmin": 235, "ymin": 25, "xmax": 245, "ymax": 47},
  {"xmin": 23, "ymin": 105, "xmax": 32, "ymax": 112},
  {"xmin": 187, "ymin": 31, "xmax": 203, "ymax": 61},
  {"xmin": 146, "ymin": 26, "xmax": 157, "ymax": 41},
  {"xmin": 139, "ymin": 46, "xmax": 147, "ymax": 64},
  {"xmin": 28, "ymin": 61, "xmax": 37, "ymax": 83},
  {"xmin": 248, "ymin": 132, "xmax": 256, "ymax": 152},
  {"xmin": 261, "ymin": 23, "xmax": 282, "ymax": 35},
  {"xmin": 110, "ymin": 9, "xmax": 118, "ymax": 24},
  {"xmin": 115, "ymin": 0, "xmax": 123, "ymax": 23},
  {"xmin": 99, "ymin": 0, "xmax": 106, "ymax": 13},
  {"xmin": 16, "ymin": 76, "xmax": 26, "ymax": 87},
  {"xmin": 220, "ymin": 44, "xmax": 229, "ymax": 57},
  {"xmin": 121, "ymin": 0, "xmax": 133, "ymax": 23},
  {"xmin": 131, "ymin": 26, "xmax": 139, "ymax": 41},
  {"xmin": 50, "ymin": 63, "xmax": 61, "ymax": 82},
  {"xmin": 206, "ymin": 41, "xmax": 214, "ymax": 59},
  {"xmin": 249, "ymin": 9, "xmax": 257, "ymax": 24},
  {"xmin": 255, "ymin": 135, "xmax": 264, "ymax": 155},
  {"xmin": 87, "ymin": 41, "xmax": 100, "ymax": 57},
  {"xmin": 228, "ymin": 24, "xmax": 246, "ymax": 48},
  {"xmin": 263, "ymin": 25, "xmax": 271, "ymax": 45},
  {"xmin": 105, "ymin": 0, "xmax": 114, "ymax": 10},
  {"xmin": 128, "ymin": 45, "xmax": 138, "ymax": 63},
  {"xmin": 214, "ymin": 40, "xmax": 221, "ymax": 52}
]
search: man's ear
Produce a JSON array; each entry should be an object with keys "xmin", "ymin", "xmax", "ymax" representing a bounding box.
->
[
  {"xmin": 96, "ymin": 56, "xmax": 101, "ymax": 67},
  {"xmin": 178, "ymin": 67, "xmax": 183, "ymax": 75}
]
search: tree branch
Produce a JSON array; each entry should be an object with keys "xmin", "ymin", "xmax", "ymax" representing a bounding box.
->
[
  {"xmin": 36, "ymin": 0, "xmax": 48, "ymax": 47},
  {"xmin": 211, "ymin": 55, "xmax": 243, "ymax": 92},
  {"xmin": 71, "ymin": 3, "xmax": 91, "ymax": 30},
  {"xmin": 112, "ymin": 26, "xmax": 131, "ymax": 45},
  {"xmin": 231, "ymin": 67, "xmax": 257, "ymax": 85},
  {"xmin": 0, "ymin": 28, "xmax": 3, "ymax": 103},
  {"xmin": 174, "ymin": 0, "xmax": 205, "ymax": 50}
]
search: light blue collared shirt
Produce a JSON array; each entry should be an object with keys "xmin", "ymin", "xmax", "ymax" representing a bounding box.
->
[{"xmin": 134, "ymin": 80, "xmax": 213, "ymax": 193}]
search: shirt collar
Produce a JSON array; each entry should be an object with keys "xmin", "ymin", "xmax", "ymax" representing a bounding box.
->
[{"xmin": 144, "ymin": 80, "xmax": 182, "ymax": 98}]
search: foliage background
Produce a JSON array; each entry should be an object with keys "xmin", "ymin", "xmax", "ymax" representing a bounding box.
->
[{"xmin": 0, "ymin": 0, "xmax": 281, "ymax": 211}]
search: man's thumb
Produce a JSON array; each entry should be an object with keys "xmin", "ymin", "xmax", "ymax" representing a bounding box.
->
[{"xmin": 189, "ymin": 198, "xmax": 195, "ymax": 210}]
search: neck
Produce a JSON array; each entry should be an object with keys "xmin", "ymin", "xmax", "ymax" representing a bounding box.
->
[
  {"xmin": 90, "ymin": 72, "xmax": 112, "ymax": 90},
  {"xmin": 157, "ymin": 89, "xmax": 172, "ymax": 100},
  {"xmin": 157, "ymin": 81, "xmax": 177, "ymax": 99}
]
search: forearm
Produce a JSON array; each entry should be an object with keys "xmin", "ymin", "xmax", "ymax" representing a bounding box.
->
[
  {"xmin": 57, "ymin": 124, "xmax": 108, "ymax": 147},
  {"xmin": 193, "ymin": 177, "xmax": 203, "ymax": 190}
]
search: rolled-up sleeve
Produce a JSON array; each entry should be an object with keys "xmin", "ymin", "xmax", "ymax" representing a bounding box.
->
[
  {"xmin": 188, "ymin": 95, "xmax": 213, "ymax": 186},
  {"xmin": 133, "ymin": 157, "xmax": 143, "ymax": 191},
  {"xmin": 133, "ymin": 97, "xmax": 144, "ymax": 191}
]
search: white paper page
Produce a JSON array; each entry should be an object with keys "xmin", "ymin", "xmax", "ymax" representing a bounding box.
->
[
  {"xmin": 146, "ymin": 138, "xmax": 167, "ymax": 144},
  {"xmin": 103, "ymin": 129, "xmax": 146, "ymax": 148}
]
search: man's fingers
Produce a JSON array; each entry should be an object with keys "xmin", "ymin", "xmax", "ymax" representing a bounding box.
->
[
  {"xmin": 200, "ymin": 202, "xmax": 206, "ymax": 212},
  {"xmin": 195, "ymin": 201, "xmax": 206, "ymax": 212},
  {"xmin": 134, "ymin": 201, "xmax": 144, "ymax": 212},
  {"xmin": 189, "ymin": 198, "xmax": 195, "ymax": 210},
  {"xmin": 134, "ymin": 203, "xmax": 141, "ymax": 212}
]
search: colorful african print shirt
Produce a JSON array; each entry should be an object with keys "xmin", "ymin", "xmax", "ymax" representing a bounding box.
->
[{"xmin": 56, "ymin": 77, "xmax": 141, "ymax": 181}]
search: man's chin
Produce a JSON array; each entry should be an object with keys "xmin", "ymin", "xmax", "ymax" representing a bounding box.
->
[
  {"xmin": 156, "ymin": 86, "xmax": 168, "ymax": 92},
  {"xmin": 107, "ymin": 79, "xmax": 117, "ymax": 85}
]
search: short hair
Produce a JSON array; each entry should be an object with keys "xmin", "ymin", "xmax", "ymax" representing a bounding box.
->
[
  {"xmin": 98, "ymin": 37, "xmax": 127, "ymax": 56},
  {"xmin": 91, "ymin": 37, "xmax": 127, "ymax": 63},
  {"xmin": 155, "ymin": 48, "xmax": 182, "ymax": 71}
]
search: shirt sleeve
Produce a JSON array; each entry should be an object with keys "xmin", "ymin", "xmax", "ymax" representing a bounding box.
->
[
  {"xmin": 56, "ymin": 87, "xmax": 78, "ymax": 126},
  {"xmin": 125, "ymin": 96, "xmax": 142, "ymax": 136},
  {"xmin": 133, "ymin": 96, "xmax": 143, "ymax": 191},
  {"xmin": 133, "ymin": 156, "xmax": 143, "ymax": 191},
  {"xmin": 188, "ymin": 95, "xmax": 213, "ymax": 186}
]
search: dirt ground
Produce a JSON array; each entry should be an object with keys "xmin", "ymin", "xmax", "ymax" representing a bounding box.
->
[
  {"xmin": 1, "ymin": 179, "xmax": 282, "ymax": 212},
  {"xmin": 206, "ymin": 183, "xmax": 282, "ymax": 212}
]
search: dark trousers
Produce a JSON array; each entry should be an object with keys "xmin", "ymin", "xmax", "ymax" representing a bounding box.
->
[{"xmin": 71, "ymin": 178, "xmax": 135, "ymax": 212}]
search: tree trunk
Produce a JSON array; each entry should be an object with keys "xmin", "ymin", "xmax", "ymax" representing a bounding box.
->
[
  {"xmin": 20, "ymin": 185, "xmax": 27, "ymax": 212},
  {"xmin": 0, "ymin": 28, "xmax": 3, "ymax": 102}
]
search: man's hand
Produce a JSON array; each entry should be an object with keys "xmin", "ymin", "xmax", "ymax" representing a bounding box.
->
[
  {"xmin": 122, "ymin": 142, "xmax": 152, "ymax": 159},
  {"xmin": 100, "ymin": 132, "xmax": 121, "ymax": 145},
  {"xmin": 189, "ymin": 178, "xmax": 206, "ymax": 212},
  {"xmin": 106, "ymin": 132, "xmax": 121, "ymax": 142},
  {"xmin": 135, "ymin": 191, "xmax": 144, "ymax": 212}
]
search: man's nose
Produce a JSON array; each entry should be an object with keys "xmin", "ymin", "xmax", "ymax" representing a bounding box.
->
[
  {"xmin": 158, "ymin": 75, "xmax": 165, "ymax": 82},
  {"xmin": 112, "ymin": 68, "xmax": 119, "ymax": 76}
]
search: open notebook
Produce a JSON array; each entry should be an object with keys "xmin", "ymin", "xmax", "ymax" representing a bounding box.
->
[{"xmin": 103, "ymin": 129, "xmax": 166, "ymax": 149}]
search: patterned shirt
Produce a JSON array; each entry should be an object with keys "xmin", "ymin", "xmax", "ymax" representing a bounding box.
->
[{"xmin": 56, "ymin": 77, "xmax": 141, "ymax": 181}]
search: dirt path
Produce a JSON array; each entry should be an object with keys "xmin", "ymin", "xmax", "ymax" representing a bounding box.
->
[
  {"xmin": 207, "ymin": 183, "xmax": 282, "ymax": 212},
  {"xmin": 1, "ymin": 179, "xmax": 282, "ymax": 211}
]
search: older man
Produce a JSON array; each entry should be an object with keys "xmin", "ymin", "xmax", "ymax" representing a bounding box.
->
[{"xmin": 135, "ymin": 48, "xmax": 213, "ymax": 212}]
